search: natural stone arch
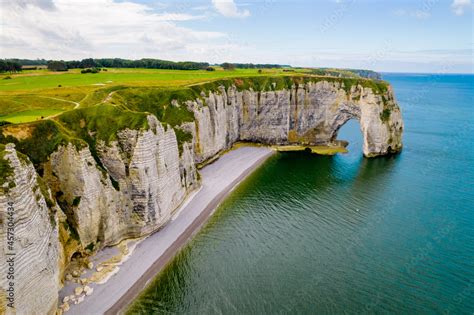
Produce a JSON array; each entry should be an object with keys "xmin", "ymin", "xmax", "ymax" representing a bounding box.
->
[
  {"xmin": 281, "ymin": 83, "xmax": 403, "ymax": 157},
  {"xmin": 327, "ymin": 102, "xmax": 362, "ymax": 143},
  {"xmin": 188, "ymin": 80, "xmax": 403, "ymax": 162}
]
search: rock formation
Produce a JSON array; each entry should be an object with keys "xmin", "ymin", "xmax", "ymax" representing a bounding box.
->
[
  {"xmin": 0, "ymin": 77, "xmax": 403, "ymax": 313},
  {"xmin": 0, "ymin": 144, "xmax": 60, "ymax": 315},
  {"xmin": 187, "ymin": 80, "xmax": 402, "ymax": 161}
]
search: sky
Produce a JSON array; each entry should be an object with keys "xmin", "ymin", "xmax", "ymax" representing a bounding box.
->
[{"xmin": 1, "ymin": 0, "xmax": 472, "ymax": 73}]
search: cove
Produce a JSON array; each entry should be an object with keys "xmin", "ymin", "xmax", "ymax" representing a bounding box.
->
[{"xmin": 127, "ymin": 73, "xmax": 474, "ymax": 314}]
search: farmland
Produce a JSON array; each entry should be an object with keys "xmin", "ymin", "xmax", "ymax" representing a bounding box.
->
[{"xmin": 0, "ymin": 67, "xmax": 295, "ymax": 123}]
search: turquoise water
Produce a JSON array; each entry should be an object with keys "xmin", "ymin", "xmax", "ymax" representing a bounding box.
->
[{"xmin": 128, "ymin": 74, "xmax": 474, "ymax": 314}]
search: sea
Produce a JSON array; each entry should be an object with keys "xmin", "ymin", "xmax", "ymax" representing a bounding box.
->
[{"xmin": 127, "ymin": 73, "xmax": 474, "ymax": 314}]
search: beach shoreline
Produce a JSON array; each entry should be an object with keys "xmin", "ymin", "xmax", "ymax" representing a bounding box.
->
[{"xmin": 64, "ymin": 146, "xmax": 275, "ymax": 315}]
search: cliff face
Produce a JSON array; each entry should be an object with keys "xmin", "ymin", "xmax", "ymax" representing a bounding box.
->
[
  {"xmin": 44, "ymin": 116, "xmax": 199, "ymax": 251},
  {"xmin": 0, "ymin": 78, "xmax": 403, "ymax": 313},
  {"xmin": 0, "ymin": 144, "xmax": 60, "ymax": 315},
  {"xmin": 188, "ymin": 81, "xmax": 403, "ymax": 161}
]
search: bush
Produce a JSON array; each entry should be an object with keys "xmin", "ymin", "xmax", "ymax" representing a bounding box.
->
[
  {"xmin": 81, "ymin": 67, "xmax": 101, "ymax": 74},
  {"xmin": 206, "ymin": 67, "xmax": 215, "ymax": 71},
  {"xmin": 72, "ymin": 196, "xmax": 81, "ymax": 206},
  {"xmin": 3, "ymin": 76, "xmax": 12, "ymax": 80},
  {"xmin": 380, "ymin": 108, "xmax": 391, "ymax": 122}
]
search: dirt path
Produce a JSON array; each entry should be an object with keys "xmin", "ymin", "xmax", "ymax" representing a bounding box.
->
[
  {"xmin": 37, "ymin": 96, "xmax": 80, "ymax": 120},
  {"xmin": 104, "ymin": 90, "xmax": 116, "ymax": 103}
]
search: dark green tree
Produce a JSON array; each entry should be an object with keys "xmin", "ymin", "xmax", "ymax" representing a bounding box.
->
[
  {"xmin": 80, "ymin": 58, "xmax": 96, "ymax": 68},
  {"xmin": 0, "ymin": 60, "xmax": 22, "ymax": 73},
  {"xmin": 47, "ymin": 60, "xmax": 68, "ymax": 71},
  {"xmin": 222, "ymin": 62, "xmax": 235, "ymax": 70}
]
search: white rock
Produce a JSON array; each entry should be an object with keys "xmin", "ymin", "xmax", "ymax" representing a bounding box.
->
[
  {"xmin": 74, "ymin": 286, "xmax": 84, "ymax": 296},
  {"xmin": 61, "ymin": 302, "xmax": 70, "ymax": 312},
  {"xmin": 84, "ymin": 285, "xmax": 94, "ymax": 296},
  {"xmin": 76, "ymin": 295, "xmax": 85, "ymax": 304}
]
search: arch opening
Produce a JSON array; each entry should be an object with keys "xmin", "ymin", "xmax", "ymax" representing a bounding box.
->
[{"xmin": 334, "ymin": 119, "xmax": 363, "ymax": 156}]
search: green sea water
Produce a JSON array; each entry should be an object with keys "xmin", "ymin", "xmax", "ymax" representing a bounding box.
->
[{"xmin": 128, "ymin": 74, "xmax": 474, "ymax": 314}]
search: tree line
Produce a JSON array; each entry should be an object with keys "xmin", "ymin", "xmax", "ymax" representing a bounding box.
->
[
  {"xmin": 222, "ymin": 63, "xmax": 289, "ymax": 69},
  {"xmin": 1, "ymin": 58, "xmax": 291, "ymax": 73},
  {"xmin": 0, "ymin": 60, "xmax": 22, "ymax": 73},
  {"xmin": 1, "ymin": 58, "xmax": 211, "ymax": 72},
  {"xmin": 48, "ymin": 58, "xmax": 211, "ymax": 71}
]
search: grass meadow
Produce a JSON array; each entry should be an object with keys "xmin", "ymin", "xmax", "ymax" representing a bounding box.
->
[{"xmin": 0, "ymin": 68, "xmax": 299, "ymax": 123}]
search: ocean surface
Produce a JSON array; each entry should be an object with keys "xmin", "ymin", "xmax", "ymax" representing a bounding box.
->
[{"xmin": 128, "ymin": 74, "xmax": 474, "ymax": 314}]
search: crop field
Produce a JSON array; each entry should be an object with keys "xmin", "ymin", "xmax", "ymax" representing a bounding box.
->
[
  {"xmin": 0, "ymin": 68, "xmax": 301, "ymax": 124},
  {"xmin": 1, "ymin": 109, "xmax": 66, "ymax": 124},
  {"xmin": 0, "ymin": 68, "xmax": 295, "ymax": 91}
]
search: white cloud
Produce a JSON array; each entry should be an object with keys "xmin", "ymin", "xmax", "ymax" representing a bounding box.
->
[
  {"xmin": 1, "ymin": 0, "xmax": 225, "ymax": 60},
  {"xmin": 212, "ymin": 0, "xmax": 250, "ymax": 18},
  {"xmin": 451, "ymin": 0, "xmax": 472, "ymax": 15}
]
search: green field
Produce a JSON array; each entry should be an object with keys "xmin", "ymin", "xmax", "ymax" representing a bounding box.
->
[
  {"xmin": 0, "ymin": 68, "xmax": 287, "ymax": 92},
  {"xmin": 0, "ymin": 68, "xmax": 295, "ymax": 123},
  {"xmin": 1, "ymin": 109, "xmax": 65, "ymax": 123}
]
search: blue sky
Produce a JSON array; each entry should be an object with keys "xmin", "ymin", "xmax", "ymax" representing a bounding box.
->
[{"xmin": 2, "ymin": 0, "xmax": 473, "ymax": 73}]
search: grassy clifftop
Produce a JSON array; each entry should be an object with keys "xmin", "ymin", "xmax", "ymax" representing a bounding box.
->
[
  {"xmin": 107, "ymin": 75, "xmax": 388, "ymax": 119},
  {"xmin": 0, "ymin": 73, "xmax": 390, "ymax": 165},
  {"xmin": 0, "ymin": 67, "xmax": 388, "ymax": 122}
]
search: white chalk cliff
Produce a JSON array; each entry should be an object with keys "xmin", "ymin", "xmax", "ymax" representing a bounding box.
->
[{"xmin": 0, "ymin": 144, "xmax": 60, "ymax": 315}]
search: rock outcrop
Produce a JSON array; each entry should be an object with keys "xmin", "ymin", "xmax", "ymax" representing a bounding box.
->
[
  {"xmin": 0, "ymin": 144, "xmax": 60, "ymax": 315},
  {"xmin": 46, "ymin": 116, "xmax": 199, "ymax": 250},
  {"xmin": 188, "ymin": 80, "xmax": 402, "ymax": 161},
  {"xmin": 0, "ymin": 77, "xmax": 403, "ymax": 313}
]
